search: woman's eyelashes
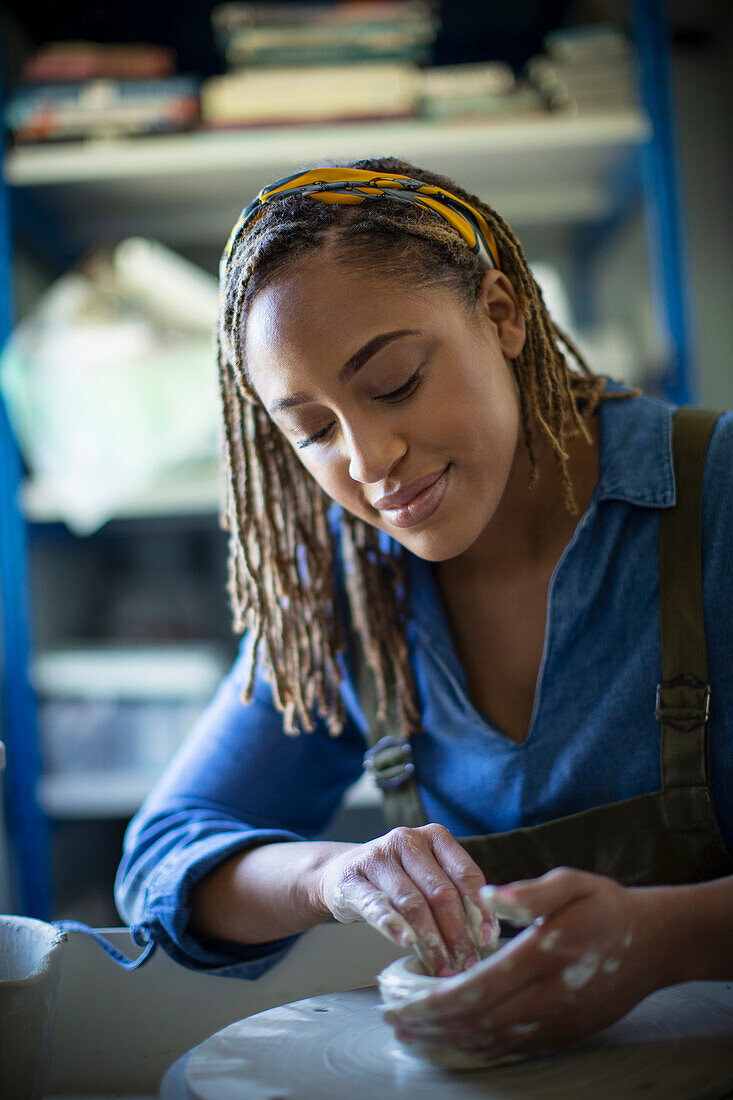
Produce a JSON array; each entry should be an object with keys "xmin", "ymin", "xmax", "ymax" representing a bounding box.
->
[
  {"xmin": 296, "ymin": 422, "xmax": 335, "ymax": 449},
  {"xmin": 295, "ymin": 368, "xmax": 423, "ymax": 449},
  {"xmin": 377, "ymin": 366, "xmax": 423, "ymax": 403}
]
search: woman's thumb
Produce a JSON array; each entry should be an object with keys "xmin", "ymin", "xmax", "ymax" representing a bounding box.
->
[{"xmin": 479, "ymin": 867, "xmax": 594, "ymax": 926}]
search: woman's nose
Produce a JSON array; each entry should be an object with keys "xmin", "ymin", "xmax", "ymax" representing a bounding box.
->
[{"xmin": 344, "ymin": 420, "xmax": 407, "ymax": 485}]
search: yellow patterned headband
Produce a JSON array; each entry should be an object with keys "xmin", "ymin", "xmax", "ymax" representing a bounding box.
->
[{"xmin": 220, "ymin": 167, "xmax": 500, "ymax": 283}]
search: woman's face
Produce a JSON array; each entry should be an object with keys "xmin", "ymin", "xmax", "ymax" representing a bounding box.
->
[{"xmin": 243, "ymin": 254, "xmax": 527, "ymax": 562}]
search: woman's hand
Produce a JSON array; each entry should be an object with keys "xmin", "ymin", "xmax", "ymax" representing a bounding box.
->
[
  {"xmin": 313, "ymin": 824, "xmax": 498, "ymax": 976},
  {"xmin": 383, "ymin": 867, "xmax": 683, "ymax": 1058}
]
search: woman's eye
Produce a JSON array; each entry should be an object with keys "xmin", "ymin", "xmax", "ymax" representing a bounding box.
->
[
  {"xmin": 296, "ymin": 421, "xmax": 335, "ymax": 449},
  {"xmin": 295, "ymin": 368, "xmax": 423, "ymax": 449},
  {"xmin": 376, "ymin": 368, "xmax": 422, "ymax": 402}
]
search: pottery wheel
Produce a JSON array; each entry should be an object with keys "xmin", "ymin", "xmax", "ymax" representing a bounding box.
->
[{"xmin": 185, "ymin": 981, "xmax": 733, "ymax": 1100}]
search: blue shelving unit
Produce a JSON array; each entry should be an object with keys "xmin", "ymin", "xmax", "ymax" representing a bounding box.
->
[
  {"xmin": 632, "ymin": 0, "xmax": 697, "ymax": 404},
  {"xmin": 0, "ymin": 0, "xmax": 698, "ymax": 917},
  {"xmin": 0, "ymin": 51, "xmax": 53, "ymax": 917}
]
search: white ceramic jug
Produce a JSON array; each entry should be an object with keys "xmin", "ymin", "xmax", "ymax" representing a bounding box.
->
[{"xmin": 0, "ymin": 915, "xmax": 67, "ymax": 1100}]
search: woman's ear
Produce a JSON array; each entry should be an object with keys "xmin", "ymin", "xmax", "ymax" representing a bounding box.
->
[{"xmin": 476, "ymin": 269, "xmax": 526, "ymax": 359}]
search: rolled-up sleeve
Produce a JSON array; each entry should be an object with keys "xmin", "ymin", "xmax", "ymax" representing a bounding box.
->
[{"xmin": 114, "ymin": 634, "xmax": 367, "ymax": 978}]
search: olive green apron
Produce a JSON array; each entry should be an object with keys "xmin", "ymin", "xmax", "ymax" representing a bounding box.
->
[{"xmin": 359, "ymin": 407, "xmax": 733, "ymax": 887}]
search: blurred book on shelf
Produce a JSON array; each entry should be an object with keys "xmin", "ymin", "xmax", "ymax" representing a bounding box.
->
[
  {"xmin": 543, "ymin": 23, "xmax": 632, "ymax": 63},
  {"xmin": 22, "ymin": 41, "xmax": 177, "ymax": 83},
  {"xmin": 526, "ymin": 24, "xmax": 637, "ymax": 113},
  {"xmin": 6, "ymin": 76, "xmax": 200, "ymax": 143},
  {"xmin": 418, "ymin": 62, "xmax": 545, "ymax": 121},
  {"xmin": 211, "ymin": 1, "xmax": 439, "ymax": 67},
  {"xmin": 202, "ymin": 0, "xmax": 438, "ymax": 127},
  {"xmin": 6, "ymin": 39, "xmax": 199, "ymax": 143},
  {"xmin": 201, "ymin": 61, "xmax": 418, "ymax": 126}
]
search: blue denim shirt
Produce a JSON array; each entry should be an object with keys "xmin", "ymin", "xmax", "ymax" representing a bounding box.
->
[{"xmin": 115, "ymin": 382, "xmax": 733, "ymax": 978}]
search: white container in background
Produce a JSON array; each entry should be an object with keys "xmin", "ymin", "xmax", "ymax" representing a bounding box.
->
[{"xmin": 0, "ymin": 915, "xmax": 67, "ymax": 1099}]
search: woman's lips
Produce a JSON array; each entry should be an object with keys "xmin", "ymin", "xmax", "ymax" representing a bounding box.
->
[{"xmin": 379, "ymin": 465, "xmax": 450, "ymax": 528}]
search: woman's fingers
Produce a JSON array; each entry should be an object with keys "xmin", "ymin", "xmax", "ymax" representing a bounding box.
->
[
  {"xmin": 383, "ymin": 924, "xmax": 547, "ymax": 1026},
  {"xmin": 320, "ymin": 824, "xmax": 491, "ymax": 976},
  {"xmin": 330, "ymin": 856, "xmax": 455, "ymax": 975},
  {"xmin": 429, "ymin": 825, "xmax": 500, "ymax": 954},
  {"xmin": 352, "ymin": 887, "xmax": 420, "ymax": 952},
  {"xmin": 372, "ymin": 857, "xmax": 457, "ymax": 975},
  {"xmin": 329, "ymin": 875, "xmax": 421, "ymax": 953},
  {"xmin": 395, "ymin": 826, "xmax": 485, "ymax": 974},
  {"xmin": 390, "ymin": 971, "xmax": 558, "ymax": 1040}
]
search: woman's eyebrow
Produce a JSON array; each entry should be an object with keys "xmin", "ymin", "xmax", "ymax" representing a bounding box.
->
[
  {"xmin": 268, "ymin": 329, "xmax": 419, "ymax": 414},
  {"xmin": 338, "ymin": 328, "xmax": 419, "ymax": 382}
]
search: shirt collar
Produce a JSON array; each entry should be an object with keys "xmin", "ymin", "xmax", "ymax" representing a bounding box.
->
[
  {"xmin": 404, "ymin": 377, "xmax": 677, "ymax": 645},
  {"xmin": 593, "ymin": 378, "xmax": 676, "ymax": 509}
]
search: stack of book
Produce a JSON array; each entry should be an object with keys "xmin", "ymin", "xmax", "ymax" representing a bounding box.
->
[
  {"xmin": 201, "ymin": 0, "xmax": 439, "ymax": 128},
  {"xmin": 211, "ymin": 1, "xmax": 437, "ymax": 67},
  {"xmin": 526, "ymin": 25, "xmax": 637, "ymax": 114},
  {"xmin": 418, "ymin": 62, "xmax": 545, "ymax": 122},
  {"xmin": 6, "ymin": 41, "xmax": 200, "ymax": 143}
]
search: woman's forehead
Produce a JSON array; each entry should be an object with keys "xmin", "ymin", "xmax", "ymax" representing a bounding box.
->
[{"xmin": 244, "ymin": 258, "xmax": 451, "ymax": 368}]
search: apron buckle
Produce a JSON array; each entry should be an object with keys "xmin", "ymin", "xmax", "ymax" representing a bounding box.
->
[
  {"xmin": 655, "ymin": 674, "xmax": 711, "ymax": 731},
  {"xmin": 363, "ymin": 735, "xmax": 416, "ymax": 791}
]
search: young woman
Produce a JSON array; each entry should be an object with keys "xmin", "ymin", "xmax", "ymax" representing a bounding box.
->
[{"xmin": 116, "ymin": 158, "xmax": 733, "ymax": 1059}]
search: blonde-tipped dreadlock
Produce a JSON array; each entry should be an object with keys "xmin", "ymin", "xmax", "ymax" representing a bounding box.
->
[{"xmin": 217, "ymin": 156, "xmax": 639, "ymax": 739}]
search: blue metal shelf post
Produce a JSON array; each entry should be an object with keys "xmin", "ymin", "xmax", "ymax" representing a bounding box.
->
[
  {"xmin": 632, "ymin": 0, "xmax": 697, "ymax": 404},
  {"xmin": 0, "ymin": 44, "xmax": 53, "ymax": 918}
]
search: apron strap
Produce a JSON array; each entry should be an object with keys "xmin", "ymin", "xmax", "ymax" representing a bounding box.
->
[
  {"xmin": 657, "ymin": 408, "xmax": 722, "ymax": 818},
  {"xmin": 352, "ymin": 620, "xmax": 428, "ymax": 829}
]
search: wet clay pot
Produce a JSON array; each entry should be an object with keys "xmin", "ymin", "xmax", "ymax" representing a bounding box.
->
[{"xmin": 377, "ymin": 952, "xmax": 520, "ymax": 1071}]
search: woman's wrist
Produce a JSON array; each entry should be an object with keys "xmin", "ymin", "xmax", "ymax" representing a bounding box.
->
[
  {"xmin": 187, "ymin": 839, "xmax": 356, "ymax": 945},
  {"xmin": 632, "ymin": 876, "xmax": 733, "ymax": 987},
  {"xmin": 298, "ymin": 840, "xmax": 356, "ymax": 922}
]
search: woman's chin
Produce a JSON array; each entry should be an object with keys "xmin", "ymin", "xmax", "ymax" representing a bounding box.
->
[{"xmin": 390, "ymin": 522, "xmax": 485, "ymax": 563}]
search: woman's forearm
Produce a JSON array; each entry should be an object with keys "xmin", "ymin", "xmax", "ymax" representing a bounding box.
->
[
  {"xmin": 665, "ymin": 874, "xmax": 733, "ymax": 982},
  {"xmin": 634, "ymin": 874, "xmax": 733, "ymax": 986},
  {"xmin": 186, "ymin": 840, "xmax": 355, "ymax": 944}
]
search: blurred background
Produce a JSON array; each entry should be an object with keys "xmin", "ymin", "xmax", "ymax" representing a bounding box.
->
[{"xmin": 0, "ymin": 0, "xmax": 731, "ymax": 926}]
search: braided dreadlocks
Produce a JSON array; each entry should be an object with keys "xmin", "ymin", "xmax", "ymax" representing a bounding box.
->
[{"xmin": 217, "ymin": 156, "xmax": 638, "ymax": 739}]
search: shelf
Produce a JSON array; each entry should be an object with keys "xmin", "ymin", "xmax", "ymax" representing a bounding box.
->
[
  {"xmin": 38, "ymin": 769, "xmax": 162, "ymax": 819},
  {"xmin": 33, "ymin": 643, "xmax": 228, "ymax": 700},
  {"xmin": 4, "ymin": 109, "xmax": 651, "ymax": 248},
  {"xmin": 37, "ymin": 767, "xmax": 380, "ymax": 819},
  {"xmin": 22, "ymin": 462, "xmax": 222, "ymax": 524}
]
